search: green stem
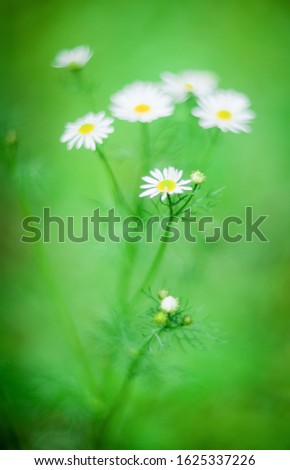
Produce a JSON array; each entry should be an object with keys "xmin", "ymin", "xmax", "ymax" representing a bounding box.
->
[
  {"xmin": 96, "ymin": 146, "xmax": 133, "ymax": 213},
  {"xmin": 96, "ymin": 328, "xmax": 161, "ymax": 443},
  {"xmin": 130, "ymin": 194, "xmax": 174, "ymax": 301},
  {"xmin": 175, "ymin": 185, "xmax": 198, "ymax": 216}
]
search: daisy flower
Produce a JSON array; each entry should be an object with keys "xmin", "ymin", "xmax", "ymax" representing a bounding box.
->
[
  {"xmin": 110, "ymin": 82, "xmax": 174, "ymax": 122},
  {"xmin": 161, "ymin": 295, "xmax": 179, "ymax": 313},
  {"xmin": 192, "ymin": 90, "xmax": 255, "ymax": 133},
  {"xmin": 161, "ymin": 70, "xmax": 218, "ymax": 103},
  {"xmin": 52, "ymin": 46, "xmax": 93, "ymax": 70},
  {"xmin": 60, "ymin": 112, "xmax": 114, "ymax": 150},
  {"xmin": 139, "ymin": 167, "xmax": 192, "ymax": 201}
]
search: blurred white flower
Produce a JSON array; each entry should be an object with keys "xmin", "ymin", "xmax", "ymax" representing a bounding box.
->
[
  {"xmin": 139, "ymin": 167, "xmax": 191, "ymax": 201},
  {"xmin": 110, "ymin": 82, "xmax": 174, "ymax": 122},
  {"xmin": 161, "ymin": 70, "xmax": 218, "ymax": 103},
  {"xmin": 52, "ymin": 46, "xmax": 93, "ymax": 70},
  {"xmin": 161, "ymin": 296, "xmax": 179, "ymax": 313},
  {"xmin": 60, "ymin": 112, "xmax": 114, "ymax": 150},
  {"xmin": 192, "ymin": 90, "xmax": 255, "ymax": 133},
  {"xmin": 190, "ymin": 170, "xmax": 206, "ymax": 184}
]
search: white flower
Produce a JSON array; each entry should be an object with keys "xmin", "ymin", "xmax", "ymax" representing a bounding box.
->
[
  {"xmin": 161, "ymin": 296, "xmax": 179, "ymax": 313},
  {"xmin": 190, "ymin": 170, "xmax": 206, "ymax": 184},
  {"xmin": 52, "ymin": 46, "xmax": 93, "ymax": 69},
  {"xmin": 60, "ymin": 112, "xmax": 114, "ymax": 150},
  {"xmin": 192, "ymin": 90, "xmax": 255, "ymax": 133},
  {"xmin": 139, "ymin": 167, "xmax": 192, "ymax": 201},
  {"xmin": 110, "ymin": 82, "xmax": 174, "ymax": 122},
  {"xmin": 161, "ymin": 70, "xmax": 218, "ymax": 103}
]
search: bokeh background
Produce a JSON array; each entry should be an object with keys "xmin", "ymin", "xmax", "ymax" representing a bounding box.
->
[{"xmin": 1, "ymin": 0, "xmax": 290, "ymax": 450}]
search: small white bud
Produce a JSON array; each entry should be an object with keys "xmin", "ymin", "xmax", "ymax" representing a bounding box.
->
[{"xmin": 190, "ymin": 170, "xmax": 206, "ymax": 184}]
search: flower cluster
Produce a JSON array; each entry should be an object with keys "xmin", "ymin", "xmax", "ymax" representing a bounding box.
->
[
  {"xmin": 153, "ymin": 290, "xmax": 192, "ymax": 328},
  {"xmin": 55, "ymin": 46, "xmax": 255, "ymax": 152},
  {"xmin": 50, "ymin": 45, "xmax": 255, "ymax": 436}
]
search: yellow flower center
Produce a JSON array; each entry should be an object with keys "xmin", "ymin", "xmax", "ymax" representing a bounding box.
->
[
  {"xmin": 157, "ymin": 179, "xmax": 177, "ymax": 192},
  {"xmin": 184, "ymin": 83, "xmax": 194, "ymax": 90},
  {"xmin": 216, "ymin": 109, "xmax": 232, "ymax": 120},
  {"xmin": 69, "ymin": 61, "xmax": 80, "ymax": 70},
  {"xmin": 134, "ymin": 103, "xmax": 151, "ymax": 113},
  {"xmin": 78, "ymin": 123, "xmax": 95, "ymax": 134}
]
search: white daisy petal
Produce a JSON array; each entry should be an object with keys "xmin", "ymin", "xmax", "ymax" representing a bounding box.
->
[
  {"xmin": 139, "ymin": 188, "xmax": 158, "ymax": 198},
  {"xmin": 140, "ymin": 184, "xmax": 156, "ymax": 189},
  {"xmin": 67, "ymin": 135, "xmax": 81, "ymax": 150},
  {"xmin": 179, "ymin": 179, "xmax": 192, "ymax": 185},
  {"xmin": 150, "ymin": 169, "xmax": 164, "ymax": 181},
  {"xmin": 142, "ymin": 176, "xmax": 158, "ymax": 184}
]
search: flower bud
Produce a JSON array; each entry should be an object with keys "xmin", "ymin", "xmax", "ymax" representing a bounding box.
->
[
  {"xmin": 190, "ymin": 170, "xmax": 206, "ymax": 185},
  {"xmin": 161, "ymin": 295, "xmax": 179, "ymax": 313},
  {"xmin": 158, "ymin": 289, "xmax": 169, "ymax": 300},
  {"xmin": 182, "ymin": 315, "xmax": 192, "ymax": 326},
  {"xmin": 154, "ymin": 311, "xmax": 168, "ymax": 326}
]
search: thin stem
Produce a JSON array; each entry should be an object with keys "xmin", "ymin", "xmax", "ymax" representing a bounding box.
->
[
  {"xmin": 175, "ymin": 185, "xmax": 198, "ymax": 216},
  {"xmin": 130, "ymin": 194, "xmax": 174, "ymax": 302},
  {"xmin": 96, "ymin": 328, "xmax": 161, "ymax": 443},
  {"xmin": 168, "ymin": 193, "xmax": 173, "ymax": 217},
  {"xmin": 96, "ymin": 146, "xmax": 133, "ymax": 214}
]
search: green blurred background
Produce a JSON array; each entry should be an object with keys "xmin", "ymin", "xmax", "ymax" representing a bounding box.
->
[{"xmin": 1, "ymin": 0, "xmax": 290, "ymax": 450}]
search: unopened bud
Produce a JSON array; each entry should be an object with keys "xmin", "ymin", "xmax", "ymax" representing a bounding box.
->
[
  {"xmin": 190, "ymin": 170, "xmax": 206, "ymax": 185},
  {"xmin": 182, "ymin": 315, "xmax": 192, "ymax": 326},
  {"xmin": 158, "ymin": 289, "xmax": 169, "ymax": 300},
  {"xmin": 154, "ymin": 311, "xmax": 168, "ymax": 326}
]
